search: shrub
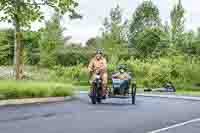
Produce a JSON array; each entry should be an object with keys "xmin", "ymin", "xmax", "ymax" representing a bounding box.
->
[
  {"xmin": 40, "ymin": 51, "xmax": 57, "ymax": 68},
  {"xmin": 126, "ymin": 55, "xmax": 200, "ymax": 89},
  {"xmin": 0, "ymin": 80, "xmax": 73, "ymax": 100},
  {"xmin": 51, "ymin": 65, "xmax": 90, "ymax": 84},
  {"xmin": 56, "ymin": 48, "xmax": 93, "ymax": 66}
]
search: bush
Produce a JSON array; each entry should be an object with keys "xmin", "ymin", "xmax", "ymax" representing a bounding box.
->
[
  {"xmin": 5, "ymin": 54, "xmax": 198, "ymax": 91},
  {"xmin": 40, "ymin": 51, "xmax": 57, "ymax": 68},
  {"xmin": 56, "ymin": 48, "xmax": 93, "ymax": 66},
  {"xmin": 126, "ymin": 56, "xmax": 200, "ymax": 89},
  {"xmin": 50, "ymin": 55, "xmax": 200, "ymax": 89},
  {"xmin": 51, "ymin": 65, "xmax": 90, "ymax": 85},
  {"xmin": 0, "ymin": 80, "xmax": 73, "ymax": 100}
]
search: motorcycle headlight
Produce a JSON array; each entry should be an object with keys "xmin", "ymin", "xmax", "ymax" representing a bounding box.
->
[{"xmin": 96, "ymin": 75, "xmax": 100, "ymax": 79}]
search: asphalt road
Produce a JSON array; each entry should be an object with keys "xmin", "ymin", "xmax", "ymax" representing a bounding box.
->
[{"xmin": 0, "ymin": 94, "xmax": 200, "ymax": 133}]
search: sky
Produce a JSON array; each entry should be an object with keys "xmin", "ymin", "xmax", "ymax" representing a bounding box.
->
[{"xmin": 0, "ymin": 0, "xmax": 200, "ymax": 44}]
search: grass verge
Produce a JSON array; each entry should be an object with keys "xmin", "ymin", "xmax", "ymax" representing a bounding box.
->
[
  {"xmin": 176, "ymin": 91, "xmax": 200, "ymax": 96},
  {"xmin": 74, "ymin": 85, "xmax": 90, "ymax": 91},
  {"xmin": 0, "ymin": 80, "xmax": 73, "ymax": 100}
]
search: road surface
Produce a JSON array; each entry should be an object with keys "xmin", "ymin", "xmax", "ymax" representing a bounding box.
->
[{"xmin": 0, "ymin": 94, "xmax": 200, "ymax": 133}]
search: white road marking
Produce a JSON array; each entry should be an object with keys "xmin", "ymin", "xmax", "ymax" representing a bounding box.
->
[
  {"xmin": 138, "ymin": 94, "xmax": 200, "ymax": 101},
  {"xmin": 148, "ymin": 118, "xmax": 200, "ymax": 133},
  {"xmin": 80, "ymin": 91, "xmax": 200, "ymax": 101}
]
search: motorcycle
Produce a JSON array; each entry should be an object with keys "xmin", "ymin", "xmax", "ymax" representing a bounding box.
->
[
  {"xmin": 90, "ymin": 70, "xmax": 103, "ymax": 104},
  {"xmin": 89, "ymin": 70, "xmax": 137, "ymax": 105}
]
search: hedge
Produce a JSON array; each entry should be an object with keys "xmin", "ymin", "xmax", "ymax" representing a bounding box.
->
[{"xmin": 0, "ymin": 80, "xmax": 73, "ymax": 100}]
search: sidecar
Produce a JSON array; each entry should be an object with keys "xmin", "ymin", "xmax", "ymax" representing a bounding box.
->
[{"xmin": 108, "ymin": 72, "xmax": 137, "ymax": 104}]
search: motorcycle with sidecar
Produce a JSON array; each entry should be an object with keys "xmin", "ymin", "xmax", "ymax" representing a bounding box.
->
[{"xmin": 89, "ymin": 70, "xmax": 136, "ymax": 105}]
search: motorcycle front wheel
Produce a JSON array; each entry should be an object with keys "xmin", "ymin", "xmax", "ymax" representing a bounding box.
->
[{"xmin": 90, "ymin": 86, "xmax": 97, "ymax": 104}]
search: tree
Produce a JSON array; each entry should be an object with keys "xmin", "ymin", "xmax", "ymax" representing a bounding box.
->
[
  {"xmin": 0, "ymin": 29, "xmax": 14, "ymax": 65},
  {"xmin": 197, "ymin": 27, "xmax": 200, "ymax": 38},
  {"xmin": 39, "ymin": 13, "xmax": 65, "ymax": 68},
  {"xmin": 183, "ymin": 32, "xmax": 200, "ymax": 56},
  {"xmin": 134, "ymin": 28, "xmax": 165, "ymax": 58},
  {"xmin": 0, "ymin": 0, "xmax": 80, "ymax": 79},
  {"xmin": 170, "ymin": 0, "xmax": 185, "ymax": 48},
  {"xmin": 22, "ymin": 31, "xmax": 40, "ymax": 65},
  {"xmin": 86, "ymin": 37, "xmax": 98, "ymax": 48},
  {"xmin": 129, "ymin": 0, "xmax": 161, "ymax": 39},
  {"xmin": 100, "ymin": 5, "xmax": 128, "ymax": 64},
  {"xmin": 129, "ymin": 1, "xmax": 162, "ymax": 57},
  {"xmin": 183, "ymin": 30, "xmax": 200, "ymax": 55},
  {"xmin": 102, "ymin": 5, "xmax": 127, "ymax": 45}
]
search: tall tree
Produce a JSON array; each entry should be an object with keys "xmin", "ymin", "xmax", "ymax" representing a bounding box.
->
[
  {"xmin": 101, "ymin": 5, "xmax": 128, "ymax": 64},
  {"xmin": 102, "ymin": 5, "xmax": 127, "ymax": 45},
  {"xmin": 40, "ymin": 13, "xmax": 65, "ymax": 67},
  {"xmin": 0, "ymin": 0, "xmax": 80, "ymax": 79},
  {"xmin": 129, "ymin": 1, "xmax": 162, "ymax": 57},
  {"xmin": 129, "ymin": 1, "xmax": 161, "ymax": 37},
  {"xmin": 170, "ymin": 0, "xmax": 185, "ymax": 47}
]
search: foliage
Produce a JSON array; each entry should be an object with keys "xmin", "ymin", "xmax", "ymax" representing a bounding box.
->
[
  {"xmin": 86, "ymin": 37, "xmax": 101, "ymax": 48},
  {"xmin": 39, "ymin": 13, "xmax": 65, "ymax": 67},
  {"xmin": 22, "ymin": 31, "xmax": 40, "ymax": 65},
  {"xmin": 126, "ymin": 56, "xmax": 200, "ymax": 88},
  {"xmin": 129, "ymin": 0, "xmax": 161, "ymax": 45},
  {"xmin": 0, "ymin": 29, "xmax": 14, "ymax": 65},
  {"xmin": 0, "ymin": 80, "xmax": 73, "ymax": 100},
  {"xmin": 0, "ymin": 0, "xmax": 80, "ymax": 79},
  {"xmin": 0, "ymin": 0, "xmax": 199, "ymax": 95},
  {"xmin": 133, "ymin": 27, "xmax": 167, "ymax": 58},
  {"xmin": 51, "ymin": 65, "xmax": 89, "ymax": 82},
  {"xmin": 170, "ymin": 0, "xmax": 185, "ymax": 47},
  {"xmin": 56, "ymin": 47, "xmax": 93, "ymax": 66},
  {"xmin": 181, "ymin": 31, "xmax": 200, "ymax": 55},
  {"xmin": 100, "ymin": 5, "xmax": 128, "ymax": 64},
  {"xmin": 0, "ymin": 0, "xmax": 79, "ymax": 27},
  {"xmin": 129, "ymin": 0, "xmax": 162, "ymax": 57}
]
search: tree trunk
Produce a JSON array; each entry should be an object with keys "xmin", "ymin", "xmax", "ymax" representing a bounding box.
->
[{"xmin": 15, "ymin": 21, "xmax": 23, "ymax": 80}]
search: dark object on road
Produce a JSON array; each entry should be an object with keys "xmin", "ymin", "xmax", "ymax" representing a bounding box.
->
[
  {"xmin": 144, "ymin": 82, "xmax": 176, "ymax": 92},
  {"xmin": 163, "ymin": 82, "xmax": 176, "ymax": 92},
  {"xmin": 144, "ymin": 88, "xmax": 152, "ymax": 92},
  {"xmin": 89, "ymin": 71, "xmax": 136, "ymax": 104}
]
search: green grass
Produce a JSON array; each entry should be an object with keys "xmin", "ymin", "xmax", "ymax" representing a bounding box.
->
[
  {"xmin": 176, "ymin": 83, "xmax": 200, "ymax": 96},
  {"xmin": 176, "ymin": 86, "xmax": 200, "ymax": 96},
  {"xmin": 176, "ymin": 90, "xmax": 200, "ymax": 96},
  {"xmin": 74, "ymin": 85, "xmax": 90, "ymax": 91},
  {"xmin": 0, "ymin": 80, "xmax": 73, "ymax": 100}
]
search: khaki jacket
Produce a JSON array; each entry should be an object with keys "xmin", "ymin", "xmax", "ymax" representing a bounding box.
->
[{"xmin": 88, "ymin": 57, "xmax": 107, "ymax": 73}]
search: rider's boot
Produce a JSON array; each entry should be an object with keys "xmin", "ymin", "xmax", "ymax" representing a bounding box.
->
[
  {"xmin": 102, "ymin": 87, "xmax": 108, "ymax": 99},
  {"xmin": 88, "ymin": 83, "xmax": 94, "ymax": 97}
]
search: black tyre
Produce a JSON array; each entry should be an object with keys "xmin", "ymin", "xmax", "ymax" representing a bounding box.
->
[
  {"xmin": 131, "ymin": 83, "xmax": 136, "ymax": 104},
  {"xmin": 97, "ymin": 98, "xmax": 102, "ymax": 104},
  {"xmin": 91, "ymin": 86, "xmax": 97, "ymax": 104},
  {"xmin": 91, "ymin": 97, "xmax": 97, "ymax": 104}
]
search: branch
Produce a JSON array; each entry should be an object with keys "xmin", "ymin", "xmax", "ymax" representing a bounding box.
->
[{"xmin": 23, "ymin": 0, "xmax": 50, "ymax": 6}]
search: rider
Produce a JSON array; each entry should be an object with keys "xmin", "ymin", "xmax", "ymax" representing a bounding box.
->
[
  {"xmin": 88, "ymin": 49, "xmax": 108, "ymax": 98},
  {"xmin": 112, "ymin": 65, "xmax": 131, "ymax": 94}
]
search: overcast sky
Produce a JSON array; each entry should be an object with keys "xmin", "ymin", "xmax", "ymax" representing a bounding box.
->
[{"xmin": 0, "ymin": 0, "xmax": 200, "ymax": 44}]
